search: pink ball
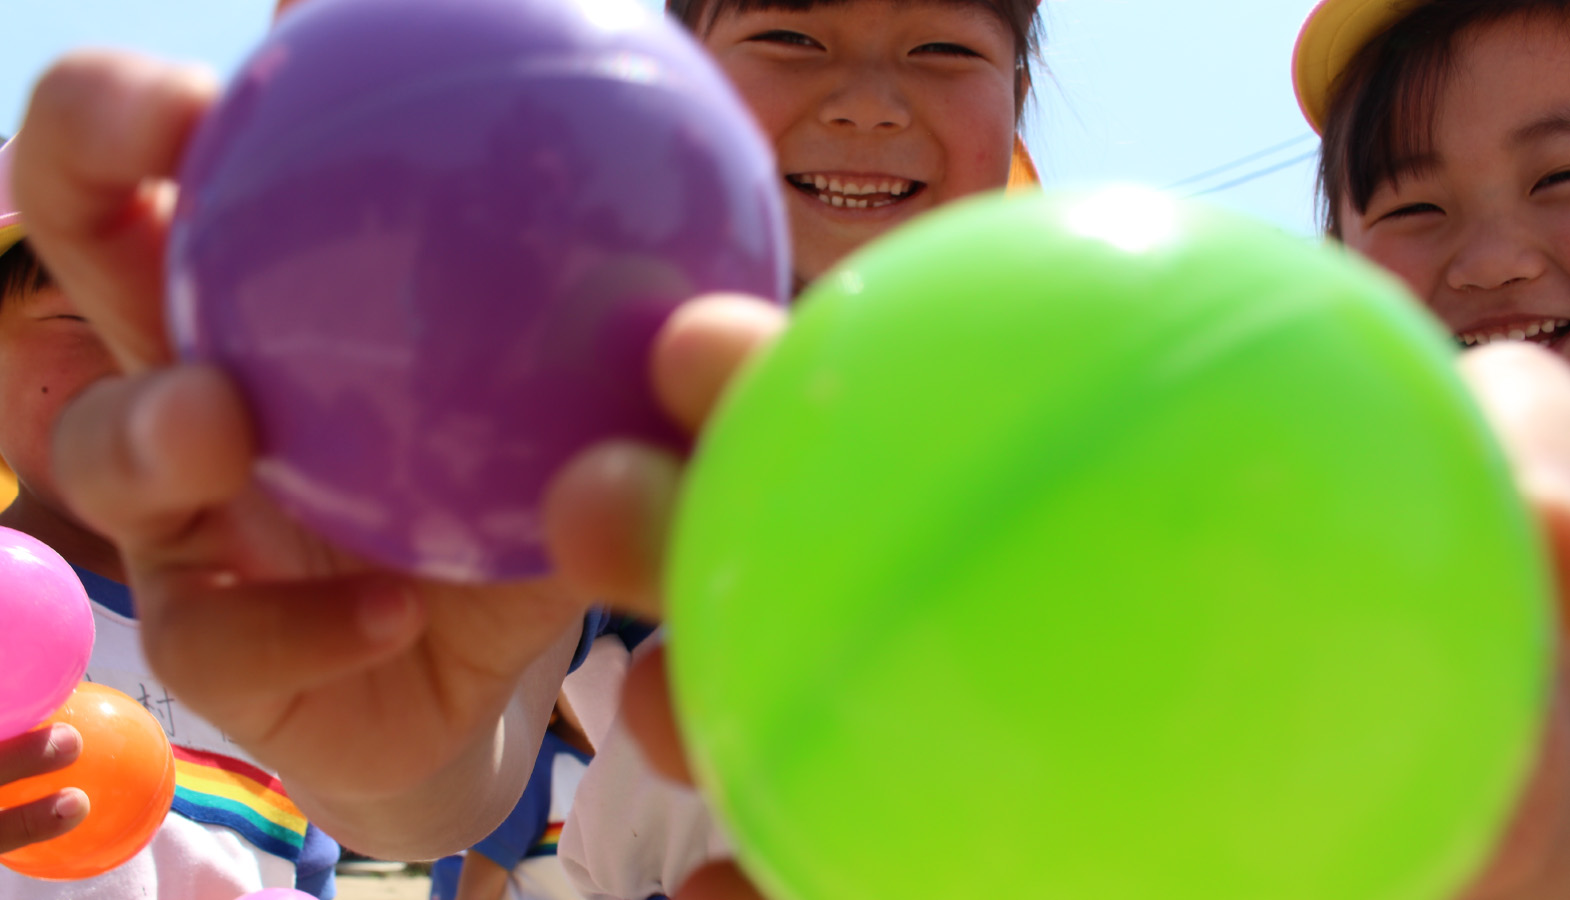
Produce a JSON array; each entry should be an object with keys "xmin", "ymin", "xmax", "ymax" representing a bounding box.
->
[
  {"xmin": 236, "ymin": 891, "xmax": 314, "ymax": 900},
  {"xmin": 0, "ymin": 527, "xmax": 95, "ymax": 740}
]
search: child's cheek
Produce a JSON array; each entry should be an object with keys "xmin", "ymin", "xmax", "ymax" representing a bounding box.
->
[
  {"xmin": 713, "ymin": 61, "xmax": 797, "ymax": 148},
  {"xmin": 1344, "ymin": 230, "xmax": 1439, "ymax": 309}
]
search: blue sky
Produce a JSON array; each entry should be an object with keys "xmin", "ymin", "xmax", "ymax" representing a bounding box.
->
[{"xmin": 0, "ymin": 0, "xmax": 1323, "ymax": 233}]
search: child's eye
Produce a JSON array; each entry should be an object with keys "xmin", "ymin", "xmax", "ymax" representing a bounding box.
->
[
  {"xmin": 1533, "ymin": 170, "xmax": 1570, "ymax": 192},
  {"xmin": 746, "ymin": 30, "xmax": 822, "ymax": 50},
  {"xmin": 1377, "ymin": 202, "xmax": 1443, "ymax": 222},
  {"xmin": 911, "ymin": 42, "xmax": 982, "ymax": 58}
]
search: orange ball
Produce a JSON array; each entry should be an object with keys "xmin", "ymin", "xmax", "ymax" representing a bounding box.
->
[{"xmin": 0, "ymin": 683, "xmax": 176, "ymax": 880}]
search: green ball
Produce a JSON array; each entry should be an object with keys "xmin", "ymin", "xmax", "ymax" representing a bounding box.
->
[{"xmin": 667, "ymin": 189, "xmax": 1552, "ymax": 900}]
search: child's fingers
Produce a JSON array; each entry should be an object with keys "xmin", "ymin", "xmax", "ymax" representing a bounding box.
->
[
  {"xmin": 1457, "ymin": 344, "xmax": 1570, "ymax": 617},
  {"xmin": 674, "ymin": 861, "xmax": 766, "ymax": 900},
  {"xmin": 14, "ymin": 50, "xmax": 217, "ymax": 372},
  {"xmin": 0, "ymin": 725, "xmax": 87, "ymax": 853},
  {"xmin": 542, "ymin": 442, "xmax": 679, "ymax": 619},
  {"xmin": 53, "ymin": 365, "xmax": 254, "ymax": 554},
  {"xmin": 135, "ymin": 573, "xmax": 425, "ymax": 713},
  {"xmin": 0, "ymin": 725, "xmax": 82, "ymax": 786},
  {"xmin": 1459, "ymin": 343, "xmax": 1570, "ymax": 478},
  {"xmin": 651, "ymin": 294, "xmax": 786, "ymax": 435},
  {"xmin": 543, "ymin": 294, "xmax": 784, "ymax": 614},
  {"xmin": 619, "ymin": 644, "xmax": 693, "ymax": 785},
  {"xmin": 0, "ymin": 789, "xmax": 89, "ymax": 856}
]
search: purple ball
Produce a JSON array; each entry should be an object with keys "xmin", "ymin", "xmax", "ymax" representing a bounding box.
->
[{"xmin": 167, "ymin": 0, "xmax": 789, "ymax": 581}]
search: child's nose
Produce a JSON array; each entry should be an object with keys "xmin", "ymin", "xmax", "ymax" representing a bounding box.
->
[
  {"xmin": 818, "ymin": 67, "xmax": 912, "ymax": 133},
  {"xmin": 1447, "ymin": 220, "xmax": 1549, "ymax": 292}
]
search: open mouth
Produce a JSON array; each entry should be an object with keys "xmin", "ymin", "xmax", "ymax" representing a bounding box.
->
[
  {"xmin": 785, "ymin": 174, "xmax": 927, "ymax": 210},
  {"xmin": 1456, "ymin": 318, "xmax": 1570, "ymax": 349}
]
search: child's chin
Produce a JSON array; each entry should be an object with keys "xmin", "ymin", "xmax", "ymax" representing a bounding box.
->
[{"xmin": 790, "ymin": 234, "xmax": 867, "ymax": 283}]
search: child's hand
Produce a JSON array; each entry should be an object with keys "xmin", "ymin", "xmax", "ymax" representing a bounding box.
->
[
  {"xmin": 0, "ymin": 725, "xmax": 86, "ymax": 854},
  {"xmin": 15, "ymin": 52, "xmax": 589, "ymax": 858},
  {"xmin": 546, "ymin": 327, "xmax": 1570, "ymax": 900},
  {"xmin": 1455, "ymin": 344, "xmax": 1570, "ymax": 898},
  {"xmin": 541, "ymin": 295, "xmax": 782, "ymax": 900}
]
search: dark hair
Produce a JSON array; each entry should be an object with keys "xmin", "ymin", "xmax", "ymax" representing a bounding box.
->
[
  {"xmin": 666, "ymin": 0, "xmax": 1043, "ymax": 119},
  {"xmin": 1318, "ymin": 0, "xmax": 1570, "ymax": 237},
  {"xmin": 0, "ymin": 239, "xmax": 51, "ymax": 304}
]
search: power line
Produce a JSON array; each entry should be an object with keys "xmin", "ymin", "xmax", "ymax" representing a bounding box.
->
[
  {"xmin": 1163, "ymin": 133, "xmax": 1317, "ymax": 190},
  {"xmin": 1188, "ymin": 150, "xmax": 1319, "ymax": 197}
]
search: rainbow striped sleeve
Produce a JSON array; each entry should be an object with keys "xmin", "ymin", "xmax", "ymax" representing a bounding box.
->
[
  {"xmin": 171, "ymin": 746, "xmax": 309, "ymax": 862},
  {"xmin": 524, "ymin": 822, "xmax": 564, "ymax": 859}
]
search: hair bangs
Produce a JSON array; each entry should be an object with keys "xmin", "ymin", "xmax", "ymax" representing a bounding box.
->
[
  {"xmin": 0, "ymin": 241, "xmax": 51, "ymax": 304},
  {"xmin": 1319, "ymin": 0, "xmax": 1570, "ymax": 235}
]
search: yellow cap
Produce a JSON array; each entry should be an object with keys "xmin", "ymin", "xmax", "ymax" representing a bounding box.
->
[
  {"xmin": 0, "ymin": 136, "xmax": 21, "ymax": 256},
  {"xmin": 1293, "ymin": 0, "xmax": 1425, "ymax": 134}
]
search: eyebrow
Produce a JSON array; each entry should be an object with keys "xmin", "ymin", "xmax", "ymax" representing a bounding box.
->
[{"xmin": 1511, "ymin": 111, "xmax": 1570, "ymax": 147}]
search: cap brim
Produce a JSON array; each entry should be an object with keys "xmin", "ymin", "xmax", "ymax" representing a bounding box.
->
[
  {"xmin": 1293, "ymin": 0, "xmax": 1423, "ymax": 133},
  {"xmin": 0, "ymin": 220, "xmax": 22, "ymax": 257}
]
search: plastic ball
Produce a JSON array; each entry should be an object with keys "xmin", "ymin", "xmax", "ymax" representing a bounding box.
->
[
  {"xmin": 235, "ymin": 891, "xmax": 315, "ymax": 899},
  {"xmin": 0, "ymin": 527, "xmax": 94, "ymax": 741},
  {"xmin": 0, "ymin": 683, "xmax": 177, "ymax": 880},
  {"xmin": 668, "ymin": 189, "xmax": 1551, "ymax": 900},
  {"xmin": 167, "ymin": 0, "xmax": 789, "ymax": 582}
]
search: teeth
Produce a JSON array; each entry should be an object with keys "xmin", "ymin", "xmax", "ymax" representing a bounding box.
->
[
  {"xmin": 1459, "ymin": 318, "xmax": 1570, "ymax": 346},
  {"xmin": 789, "ymin": 175, "xmax": 918, "ymax": 205}
]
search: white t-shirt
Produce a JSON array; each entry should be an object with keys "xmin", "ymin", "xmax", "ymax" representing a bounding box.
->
[
  {"xmin": 0, "ymin": 571, "xmax": 334, "ymax": 900},
  {"xmin": 558, "ymin": 631, "xmax": 731, "ymax": 900}
]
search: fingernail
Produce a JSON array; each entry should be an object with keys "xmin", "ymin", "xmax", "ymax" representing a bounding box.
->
[
  {"xmin": 357, "ymin": 585, "xmax": 418, "ymax": 644},
  {"xmin": 46, "ymin": 724, "xmax": 80, "ymax": 759},
  {"xmin": 53, "ymin": 790, "xmax": 86, "ymax": 820}
]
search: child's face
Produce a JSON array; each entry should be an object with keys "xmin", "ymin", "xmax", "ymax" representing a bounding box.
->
[
  {"xmin": 701, "ymin": 0, "xmax": 1018, "ymax": 287},
  {"xmin": 1339, "ymin": 13, "xmax": 1570, "ymax": 359},
  {"xmin": 0, "ymin": 281, "xmax": 117, "ymax": 509}
]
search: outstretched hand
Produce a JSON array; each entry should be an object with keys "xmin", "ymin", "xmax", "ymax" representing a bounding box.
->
[
  {"xmin": 1454, "ymin": 344, "xmax": 1570, "ymax": 899},
  {"xmin": 547, "ymin": 333, "xmax": 1570, "ymax": 900},
  {"xmin": 542, "ymin": 294, "xmax": 782, "ymax": 900},
  {"xmin": 16, "ymin": 51, "xmax": 588, "ymax": 857}
]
